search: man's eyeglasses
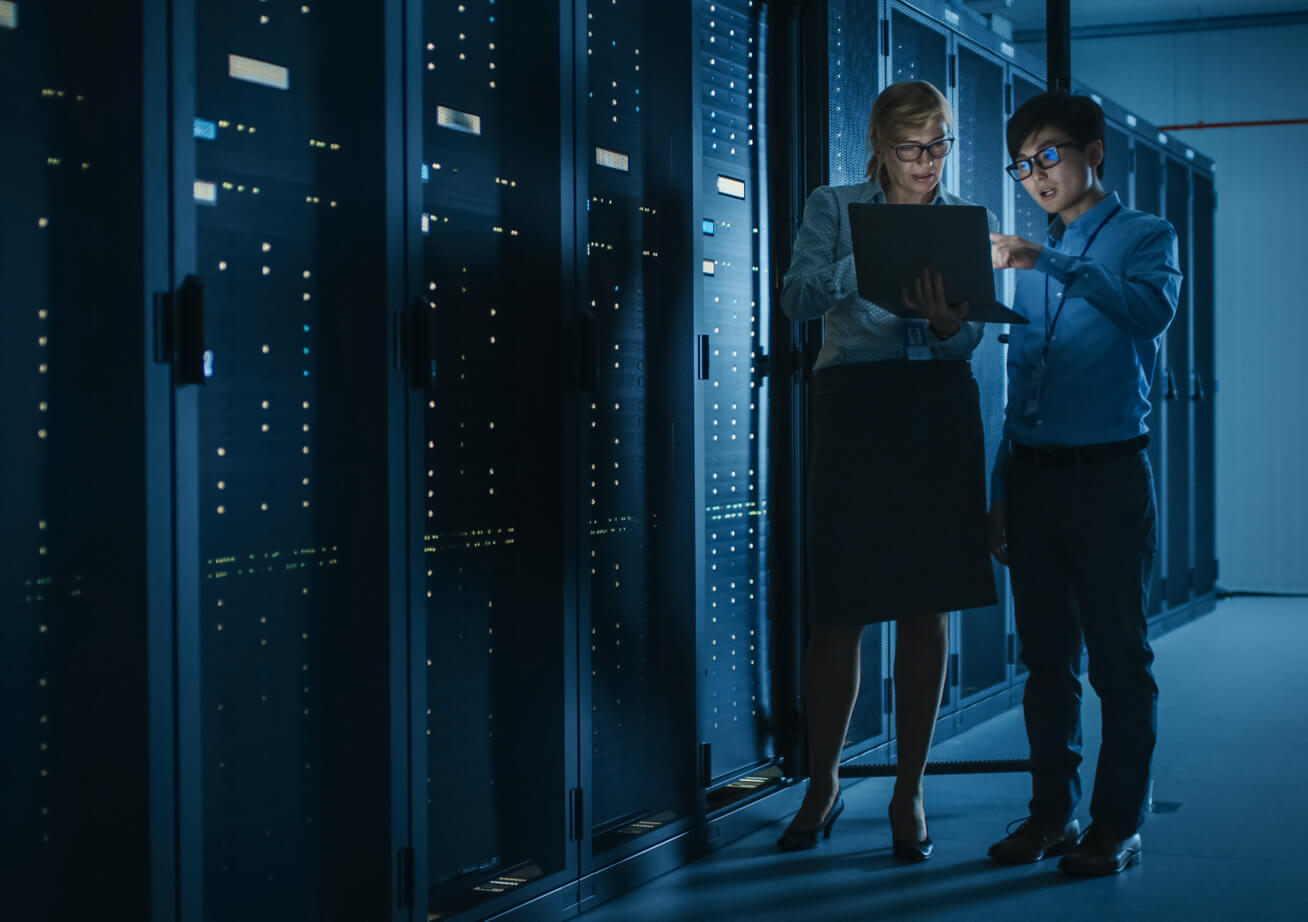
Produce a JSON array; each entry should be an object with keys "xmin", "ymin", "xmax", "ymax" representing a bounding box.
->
[
  {"xmin": 892, "ymin": 137, "xmax": 955, "ymax": 162},
  {"xmin": 1005, "ymin": 142, "xmax": 1079, "ymax": 181}
]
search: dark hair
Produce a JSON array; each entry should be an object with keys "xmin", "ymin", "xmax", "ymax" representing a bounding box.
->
[{"xmin": 1006, "ymin": 90, "xmax": 1106, "ymax": 179}]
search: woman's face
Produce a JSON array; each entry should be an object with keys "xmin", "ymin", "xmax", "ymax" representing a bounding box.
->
[{"xmin": 882, "ymin": 118, "xmax": 951, "ymax": 201}]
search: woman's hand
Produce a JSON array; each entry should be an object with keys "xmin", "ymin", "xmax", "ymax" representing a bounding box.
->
[
  {"xmin": 901, "ymin": 266, "xmax": 968, "ymax": 338},
  {"xmin": 989, "ymin": 232, "xmax": 1042, "ymax": 270},
  {"xmin": 988, "ymin": 501, "xmax": 1008, "ymax": 566}
]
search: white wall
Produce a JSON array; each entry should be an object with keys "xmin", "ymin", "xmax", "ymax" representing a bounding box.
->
[{"xmin": 1055, "ymin": 25, "xmax": 1308, "ymax": 592}]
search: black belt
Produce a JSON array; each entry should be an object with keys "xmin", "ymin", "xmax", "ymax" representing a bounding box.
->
[{"xmin": 1009, "ymin": 434, "xmax": 1149, "ymax": 469}]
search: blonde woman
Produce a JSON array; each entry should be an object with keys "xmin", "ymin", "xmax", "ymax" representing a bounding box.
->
[{"xmin": 777, "ymin": 81, "xmax": 997, "ymax": 861}]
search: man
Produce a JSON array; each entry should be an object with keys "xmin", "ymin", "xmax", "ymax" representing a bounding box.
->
[{"xmin": 986, "ymin": 91, "xmax": 1181, "ymax": 877}]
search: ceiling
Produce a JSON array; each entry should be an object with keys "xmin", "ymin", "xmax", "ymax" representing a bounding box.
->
[{"xmin": 992, "ymin": 0, "xmax": 1308, "ymax": 35}]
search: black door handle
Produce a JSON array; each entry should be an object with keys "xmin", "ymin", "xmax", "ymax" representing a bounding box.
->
[
  {"xmin": 1190, "ymin": 369, "xmax": 1206, "ymax": 401},
  {"xmin": 1163, "ymin": 367, "xmax": 1177, "ymax": 400},
  {"xmin": 155, "ymin": 274, "xmax": 211, "ymax": 384},
  {"xmin": 406, "ymin": 296, "xmax": 437, "ymax": 390},
  {"xmin": 568, "ymin": 310, "xmax": 597, "ymax": 392}
]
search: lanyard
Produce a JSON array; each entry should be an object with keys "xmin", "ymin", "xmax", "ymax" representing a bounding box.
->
[{"xmin": 1042, "ymin": 202, "xmax": 1122, "ymax": 357}]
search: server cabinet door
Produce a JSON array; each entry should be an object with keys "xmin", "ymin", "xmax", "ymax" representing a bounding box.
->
[
  {"xmin": 1009, "ymin": 72, "xmax": 1044, "ymax": 675},
  {"xmin": 1133, "ymin": 143, "xmax": 1167, "ymax": 615},
  {"xmin": 415, "ymin": 2, "xmax": 576, "ymax": 919},
  {"xmin": 178, "ymin": 4, "xmax": 396, "ymax": 918},
  {"xmin": 696, "ymin": 0, "xmax": 778, "ymax": 798},
  {"xmin": 0, "ymin": 4, "xmax": 170, "ymax": 918},
  {"xmin": 1191, "ymin": 173, "xmax": 1216, "ymax": 596},
  {"xmin": 579, "ymin": 0, "xmax": 700, "ymax": 871},
  {"xmin": 827, "ymin": 0, "xmax": 885, "ymax": 189},
  {"xmin": 955, "ymin": 41, "xmax": 1008, "ymax": 703},
  {"xmin": 888, "ymin": 4, "xmax": 947, "ymax": 92},
  {"xmin": 824, "ymin": 0, "xmax": 893, "ymax": 756},
  {"xmin": 1164, "ymin": 158, "xmax": 1192, "ymax": 609},
  {"xmin": 1102, "ymin": 122, "xmax": 1130, "ymax": 206}
]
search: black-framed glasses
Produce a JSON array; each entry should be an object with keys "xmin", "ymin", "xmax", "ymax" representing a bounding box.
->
[
  {"xmin": 1005, "ymin": 142, "xmax": 1079, "ymax": 181},
  {"xmin": 892, "ymin": 137, "xmax": 954, "ymax": 162}
]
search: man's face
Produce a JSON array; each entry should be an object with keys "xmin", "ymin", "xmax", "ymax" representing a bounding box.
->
[{"xmin": 1013, "ymin": 127, "xmax": 1101, "ymax": 215}]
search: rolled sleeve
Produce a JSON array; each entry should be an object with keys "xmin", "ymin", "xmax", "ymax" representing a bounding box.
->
[{"xmin": 1035, "ymin": 223, "xmax": 1181, "ymax": 340}]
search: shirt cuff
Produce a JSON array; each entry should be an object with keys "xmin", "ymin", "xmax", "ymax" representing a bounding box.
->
[{"xmin": 1035, "ymin": 245, "xmax": 1075, "ymax": 283}]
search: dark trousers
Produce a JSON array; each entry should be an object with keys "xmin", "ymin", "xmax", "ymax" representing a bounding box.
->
[{"xmin": 1006, "ymin": 447, "xmax": 1159, "ymax": 836}]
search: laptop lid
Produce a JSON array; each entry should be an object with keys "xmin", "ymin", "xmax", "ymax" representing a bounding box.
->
[{"xmin": 847, "ymin": 202, "xmax": 1028, "ymax": 324}]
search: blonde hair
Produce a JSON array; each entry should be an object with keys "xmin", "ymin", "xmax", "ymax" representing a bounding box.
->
[{"xmin": 865, "ymin": 81, "xmax": 954, "ymax": 184}]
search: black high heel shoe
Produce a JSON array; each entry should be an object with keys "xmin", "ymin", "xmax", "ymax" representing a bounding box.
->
[
  {"xmin": 776, "ymin": 794, "xmax": 845, "ymax": 852},
  {"xmin": 888, "ymin": 804, "xmax": 933, "ymax": 862}
]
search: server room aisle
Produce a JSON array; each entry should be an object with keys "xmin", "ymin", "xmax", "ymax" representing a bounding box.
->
[{"xmin": 581, "ymin": 597, "xmax": 1308, "ymax": 922}]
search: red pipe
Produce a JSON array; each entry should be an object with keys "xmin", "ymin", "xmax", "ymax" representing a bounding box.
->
[{"xmin": 1158, "ymin": 118, "xmax": 1308, "ymax": 131}]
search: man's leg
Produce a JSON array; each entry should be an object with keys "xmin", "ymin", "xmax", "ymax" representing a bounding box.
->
[
  {"xmin": 1007, "ymin": 461, "xmax": 1084, "ymax": 825},
  {"xmin": 1068, "ymin": 450, "xmax": 1160, "ymax": 837}
]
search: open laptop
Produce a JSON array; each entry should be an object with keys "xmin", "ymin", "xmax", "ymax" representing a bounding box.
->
[{"xmin": 848, "ymin": 203, "xmax": 1029, "ymax": 324}]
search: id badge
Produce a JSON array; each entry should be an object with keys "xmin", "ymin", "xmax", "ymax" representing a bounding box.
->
[
  {"xmin": 904, "ymin": 321, "xmax": 933, "ymax": 361},
  {"xmin": 1023, "ymin": 360, "xmax": 1048, "ymax": 417}
]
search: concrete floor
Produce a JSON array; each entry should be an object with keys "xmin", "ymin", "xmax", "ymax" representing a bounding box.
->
[{"xmin": 581, "ymin": 596, "xmax": 1308, "ymax": 921}]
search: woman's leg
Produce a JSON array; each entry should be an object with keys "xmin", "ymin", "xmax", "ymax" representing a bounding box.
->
[
  {"xmin": 785, "ymin": 623, "xmax": 866, "ymax": 831},
  {"xmin": 890, "ymin": 612, "xmax": 949, "ymax": 839}
]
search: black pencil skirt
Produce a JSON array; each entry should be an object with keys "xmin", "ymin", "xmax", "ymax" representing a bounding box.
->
[{"xmin": 806, "ymin": 359, "xmax": 997, "ymax": 625}]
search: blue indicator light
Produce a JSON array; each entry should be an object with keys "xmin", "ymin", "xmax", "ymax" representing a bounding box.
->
[
  {"xmin": 303, "ymin": 324, "xmax": 310, "ymax": 332},
  {"xmin": 702, "ymin": 219, "xmax": 715, "ymax": 235},
  {"xmin": 303, "ymin": 347, "xmax": 310, "ymax": 355},
  {"xmin": 421, "ymin": 164, "xmax": 429, "ymax": 182},
  {"xmin": 193, "ymin": 118, "xmax": 217, "ymax": 140}
]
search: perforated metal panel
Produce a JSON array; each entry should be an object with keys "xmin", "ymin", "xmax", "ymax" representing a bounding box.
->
[
  {"xmin": 1164, "ymin": 158, "xmax": 1192, "ymax": 609},
  {"xmin": 890, "ymin": 8, "xmax": 947, "ymax": 93},
  {"xmin": 824, "ymin": 0, "xmax": 894, "ymax": 753},
  {"xmin": 1011, "ymin": 74, "xmax": 1048, "ymax": 247},
  {"xmin": 420, "ymin": 1, "xmax": 569, "ymax": 913},
  {"xmin": 1192, "ymin": 173, "xmax": 1216, "ymax": 595},
  {"xmin": 827, "ymin": 0, "xmax": 884, "ymax": 187},
  {"xmin": 192, "ymin": 5, "xmax": 390, "ymax": 916},
  {"xmin": 1133, "ymin": 143, "xmax": 1166, "ymax": 615},
  {"xmin": 585, "ymin": 0, "xmax": 697, "ymax": 859},
  {"xmin": 955, "ymin": 43, "xmax": 1008, "ymax": 700},
  {"xmin": 698, "ymin": 0, "xmax": 773, "ymax": 784}
]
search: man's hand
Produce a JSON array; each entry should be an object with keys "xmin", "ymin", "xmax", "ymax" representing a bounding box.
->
[
  {"xmin": 988, "ymin": 501, "xmax": 1008, "ymax": 566},
  {"xmin": 902, "ymin": 266, "xmax": 969, "ymax": 338},
  {"xmin": 990, "ymin": 232, "xmax": 1043, "ymax": 270}
]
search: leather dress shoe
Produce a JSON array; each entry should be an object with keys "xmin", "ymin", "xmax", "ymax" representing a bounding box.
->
[
  {"xmin": 889, "ymin": 805, "xmax": 933, "ymax": 862},
  {"xmin": 988, "ymin": 817, "xmax": 1080, "ymax": 865},
  {"xmin": 1058, "ymin": 824, "xmax": 1142, "ymax": 876}
]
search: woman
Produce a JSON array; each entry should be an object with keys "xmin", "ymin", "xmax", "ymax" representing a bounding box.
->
[{"xmin": 777, "ymin": 81, "xmax": 997, "ymax": 861}]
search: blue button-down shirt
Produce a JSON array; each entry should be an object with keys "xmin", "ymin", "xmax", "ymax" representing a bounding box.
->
[{"xmin": 991, "ymin": 191, "xmax": 1182, "ymax": 502}]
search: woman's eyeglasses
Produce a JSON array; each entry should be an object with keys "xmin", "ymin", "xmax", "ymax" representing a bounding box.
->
[
  {"xmin": 892, "ymin": 137, "xmax": 955, "ymax": 162},
  {"xmin": 1005, "ymin": 142, "xmax": 1079, "ymax": 181}
]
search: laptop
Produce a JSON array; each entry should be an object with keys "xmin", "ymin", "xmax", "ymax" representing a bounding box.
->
[{"xmin": 847, "ymin": 202, "xmax": 1029, "ymax": 324}]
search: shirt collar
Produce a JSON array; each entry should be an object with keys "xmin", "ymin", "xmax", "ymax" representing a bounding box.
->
[
  {"xmin": 1048, "ymin": 190, "xmax": 1122, "ymax": 243},
  {"xmin": 867, "ymin": 179, "xmax": 947, "ymax": 206}
]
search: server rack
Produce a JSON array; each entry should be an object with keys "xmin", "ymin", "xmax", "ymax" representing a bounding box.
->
[
  {"xmin": 0, "ymin": 3, "xmax": 174, "ymax": 919},
  {"xmin": 411, "ymin": 2, "xmax": 576, "ymax": 919},
  {"xmin": 170, "ymin": 2, "xmax": 401, "ymax": 918}
]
